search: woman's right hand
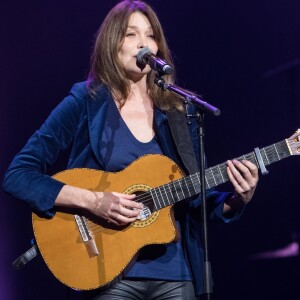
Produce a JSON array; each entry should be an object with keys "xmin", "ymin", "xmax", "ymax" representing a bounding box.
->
[
  {"xmin": 55, "ymin": 185, "xmax": 143, "ymax": 226},
  {"xmin": 89, "ymin": 192, "xmax": 143, "ymax": 226}
]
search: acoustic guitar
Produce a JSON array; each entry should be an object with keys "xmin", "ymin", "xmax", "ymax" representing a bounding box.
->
[{"xmin": 32, "ymin": 129, "xmax": 300, "ymax": 290}]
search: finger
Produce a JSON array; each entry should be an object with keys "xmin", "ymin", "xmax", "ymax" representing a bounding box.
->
[
  {"xmin": 231, "ymin": 160, "xmax": 251, "ymax": 176},
  {"xmin": 109, "ymin": 198, "xmax": 142, "ymax": 217},
  {"xmin": 230, "ymin": 160, "xmax": 257, "ymax": 187},
  {"xmin": 119, "ymin": 205, "xmax": 141, "ymax": 218},
  {"xmin": 227, "ymin": 160, "xmax": 247, "ymax": 186},
  {"xmin": 241, "ymin": 160, "xmax": 259, "ymax": 179},
  {"xmin": 112, "ymin": 193, "xmax": 143, "ymax": 209},
  {"xmin": 108, "ymin": 212, "xmax": 139, "ymax": 226},
  {"xmin": 227, "ymin": 163, "xmax": 246, "ymax": 193},
  {"xmin": 113, "ymin": 192, "xmax": 136, "ymax": 200},
  {"xmin": 112, "ymin": 192, "xmax": 136, "ymax": 199},
  {"xmin": 234, "ymin": 160, "xmax": 258, "ymax": 188},
  {"xmin": 120, "ymin": 198, "xmax": 143, "ymax": 209}
]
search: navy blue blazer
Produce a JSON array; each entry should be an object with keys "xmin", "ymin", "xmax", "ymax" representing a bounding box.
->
[{"xmin": 3, "ymin": 82, "xmax": 240, "ymax": 296}]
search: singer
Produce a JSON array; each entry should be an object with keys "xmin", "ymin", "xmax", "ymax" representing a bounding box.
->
[{"xmin": 3, "ymin": 1, "xmax": 258, "ymax": 299}]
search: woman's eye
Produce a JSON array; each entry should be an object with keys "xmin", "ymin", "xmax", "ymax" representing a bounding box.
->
[
  {"xmin": 126, "ymin": 32, "xmax": 135, "ymax": 37},
  {"xmin": 148, "ymin": 34, "xmax": 155, "ymax": 40}
]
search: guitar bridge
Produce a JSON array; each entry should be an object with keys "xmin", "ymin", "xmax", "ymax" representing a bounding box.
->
[{"xmin": 74, "ymin": 215, "xmax": 99, "ymax": 257}]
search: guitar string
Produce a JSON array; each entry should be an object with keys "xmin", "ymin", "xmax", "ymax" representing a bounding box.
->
[
  {"xmin": 89, "ymin": 143, "xmax": 287, "ymax": 219},
  {"xmin": 86, "ymin": 162, "xmax": 236, "ymax": 234},
  {"xmin": 86, "ymin": 175, "xmax": 199, "ymax": 232},
  {"xmin": 86, "ymin": 168, "xmax": 230, "ymax": 234},
  {"xmin": 87, "ymin": 140, "xmax": 293, "ymax": 234},
  {"xmin": 86, "ymin": 172, "xmax": 205, "ymax": 233},
  {"xmin": 86, "ymin": 144, "xmax": 289, "ymax": 233},
  {"xmin": 87, "ymin": 145, "xmax": 286, "ymax": 233}
]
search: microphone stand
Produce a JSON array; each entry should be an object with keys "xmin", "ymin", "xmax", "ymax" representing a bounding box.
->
[{"xmin": 154, "ymin": 75, "xmax": 220, "ymax": 300}]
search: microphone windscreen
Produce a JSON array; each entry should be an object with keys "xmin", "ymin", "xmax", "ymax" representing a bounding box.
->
[{"xmin": 137, "ymin": 47, "xmax": 152, "ymax": 64}]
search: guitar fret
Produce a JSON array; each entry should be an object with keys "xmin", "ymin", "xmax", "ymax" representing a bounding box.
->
[
  {"xmin": 178, "ymin": 180, "xmax": 185, "ymax": 199},
  {"xmin": 277, "ymin": 142, "xmax": 288, "ymax": 160},
  {"xmin": 218, "ymin": 165, "xmax": 225, "ymax": 183},
  {"xmin": 273, "ymin": 144, "xmax": 280, "ymax": 161},
  {"xmin": 280, "ymin": 141, "xmax": 291, "ymax": 159},
  {"xmin": 213, "ymin": 165, "xmax": 226, "ymax": 185},
  {"xmin": 183, "ymin": 177, "xmax": 192, "ymax": 197},
  {"xmin": 255, "ymin": 140, "xmax": 291, "ymax": 168},
  {"xmin": 191, "ymin": 173, "xmax": 201, "ymax": 194},
  {"xmin": 150, "ymin": 188, "xmax": 160, "ymax": 210},
  {"xmin": 158, "ymin": 186, "xmax": 166, "ymax": 207},
  {"xmin": 253, "ymin": 152, "xmax": 259, "ymax": 168},
  {"xmin": 148, "ymin": 189, "xmax": 156, "ymax": 210},
  {"xmin": 162, "ymin": 185, "xmax": 171, "ymax": 206},
  {"xmin": 168, "ymin": 182, "xmax": 176, "ymax": 203},
  {"xmin": 190, "ymin": 175, "xmax": 199, "ymax": 194},
  {"xmin": 206, "ymin": 169, "xmax": 215, "ymax": 188},
  {"xmin": 163, "ymin": 186, "xmax": 170, "ymax": 206},
  {"xmin": 207, "ymin": 164, "xmax": 227, "ymax": 188},
  {"xmin": 205, "ymin": 174, "xmax": 210, "ymax": 189},
  {"xmin": 263, "ymin": 147, "xmax": 270, "ymax": 165},
  {"xmin": 155, "ymin": 188, "xmax": 162, "ymax": 209},
  {"xmin": 178, "ymin": 179, "xmax": 189, "ymax": 200},
  {"xmin": 172, "ymin": 181, "xmax": 180, "ymax": 202},
  {"xmin": 193, "ymin": 173, "xmax": 199, "ymax": 191},
  {"xmin": 190, "ymin": 175, "xmax": 197, "ymax": 194},
  {"xmin": 220, "ymin": 163, "xmax": 229, "ymax": 182},
  {"xmin": 210, "ymin": 168, "xmax": 217, "ymax": 186},
  {"xmin": 260, "ymin": 149, "xmax": 268, "ymax": 166},
  {"xmin": 248, "ymin": 153, "xmax": 257, "ymax": 165}
]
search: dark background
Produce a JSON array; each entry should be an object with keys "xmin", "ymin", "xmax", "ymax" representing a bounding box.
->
[{"xmin": 1, "ymin": 1, "xmax": 299, "ymax": 299}]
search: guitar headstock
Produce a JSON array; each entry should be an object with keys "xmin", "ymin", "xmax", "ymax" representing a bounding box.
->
[{"xmin": 287, "ymin": 129, "xmax": 300, "ymax": 155}]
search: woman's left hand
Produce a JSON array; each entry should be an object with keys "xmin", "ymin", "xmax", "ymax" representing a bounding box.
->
[{"xmin": 227, "ymin": 159, "xmax": 259, "ymax": 205}]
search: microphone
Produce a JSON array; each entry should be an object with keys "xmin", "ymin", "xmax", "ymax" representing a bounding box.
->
[{"xmin": 137, "ymin": 47, "xmax": 173, "ymax": 75}]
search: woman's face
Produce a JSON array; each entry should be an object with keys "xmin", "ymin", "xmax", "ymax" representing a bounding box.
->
[{"xmin": 118, "ymin": 12, "xmax": 158, "ymax": 80}]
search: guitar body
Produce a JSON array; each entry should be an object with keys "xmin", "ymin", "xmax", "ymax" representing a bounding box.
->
[{"xmin": 32, "ymin": 154, "xmax": 184, "ymax": 290}]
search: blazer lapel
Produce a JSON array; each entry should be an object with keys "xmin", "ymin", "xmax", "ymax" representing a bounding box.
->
[
  {"xmin": 86, "ymin": 85, "xmax": 111, "ymax": 166},
  {"xmin": 154, "ymin": 108, "xmax": 182, "ymax": 168}
]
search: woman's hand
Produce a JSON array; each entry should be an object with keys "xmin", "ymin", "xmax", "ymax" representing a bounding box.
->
[
  {"xmin": 90, "ymin": 192, "xmax": 143, "ymax": 226},
  {"xmin": 224, "ymin": 159, "xmax": 259, "ymax": 213},
  {"xmin": 55, "ymin": 186, "xmax": 143, "ymax": 226}
]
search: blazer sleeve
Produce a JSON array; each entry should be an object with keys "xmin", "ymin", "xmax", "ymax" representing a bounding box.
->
[{"xmin": 2, "ymin": 83, "xmax": 87, "ymax": 217}]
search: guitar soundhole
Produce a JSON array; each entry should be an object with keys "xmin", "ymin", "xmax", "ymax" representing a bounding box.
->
[{"xmin": 123, "ymin": 184, "xmax": 160, "ymax": 228}]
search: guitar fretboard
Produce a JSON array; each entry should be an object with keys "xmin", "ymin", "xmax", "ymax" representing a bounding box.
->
[{"xmin": 138, "ymin": 139, "xmax": 291, "ymax": 211}]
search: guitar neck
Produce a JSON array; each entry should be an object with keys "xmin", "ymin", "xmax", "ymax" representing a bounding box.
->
[
  {"xmin": 146, "ymin": 139, "xmax": 291, "ymax": 211},
  {"xmin": 204, "ymin": 139, "xmax": 291, "ymax": 190}
]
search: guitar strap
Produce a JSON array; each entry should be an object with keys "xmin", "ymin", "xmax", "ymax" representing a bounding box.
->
[{"xmin": 166, "ymin": 110, "xmax": 199, "ymax": 175}]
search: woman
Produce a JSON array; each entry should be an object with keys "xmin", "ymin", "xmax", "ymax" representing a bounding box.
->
[{"xmin": 3, "ymin": 1, "xmax": 258, "ymax": 299}]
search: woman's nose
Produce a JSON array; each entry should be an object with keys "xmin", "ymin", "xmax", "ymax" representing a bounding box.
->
[{"xmin": 137, "ymin": 36, "xmax": 148, "ymax": 49}]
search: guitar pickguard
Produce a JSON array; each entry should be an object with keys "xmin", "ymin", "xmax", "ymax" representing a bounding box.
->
[{"xmin": 123, "ymin": 183, "xmax": 160, "ymax": 228}]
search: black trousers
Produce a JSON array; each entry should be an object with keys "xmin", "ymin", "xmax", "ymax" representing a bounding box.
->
[{"xmin": 83, "ymin": 279, "xmax": 200, "ymax": 300}]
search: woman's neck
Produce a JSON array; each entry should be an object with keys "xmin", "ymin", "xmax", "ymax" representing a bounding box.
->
[{"xmin": 127, "ymin": 76, "xmax": 151, "ymax": 104}]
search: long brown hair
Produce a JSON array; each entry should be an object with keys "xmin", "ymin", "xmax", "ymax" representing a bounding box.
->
[{"xmin": 88, "ymin": 0, "xmax": 182, "ymax": 110}]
